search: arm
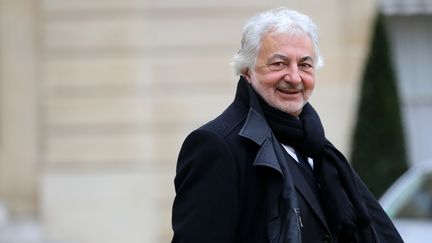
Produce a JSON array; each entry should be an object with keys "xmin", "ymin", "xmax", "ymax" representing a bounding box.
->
[
  {"xmin": 354, "ymin": 172, "xmax": 404, "ymax": 243},
  {"xmin": 172, "ymin": 129, "xmax": 239, "ymax": 243}
]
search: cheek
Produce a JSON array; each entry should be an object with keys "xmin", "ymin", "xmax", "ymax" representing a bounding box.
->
[
  {"xmin": 304, "ymin": 76, "xmax": 316, "ymax": 90},
  {"xmin": 259, "ymin": 73, "xmax": 284, "ymax": 87}
]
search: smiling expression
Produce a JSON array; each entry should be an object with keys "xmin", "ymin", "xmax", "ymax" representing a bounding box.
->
[{"xmin": 244, "ymin": 32, "xmax": 316, "ymax": 116}]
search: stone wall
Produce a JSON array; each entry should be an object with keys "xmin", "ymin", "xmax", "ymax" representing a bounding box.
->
[{"xmin": 0, "ymin": 0, "xmax": 376, "ymax": 242}]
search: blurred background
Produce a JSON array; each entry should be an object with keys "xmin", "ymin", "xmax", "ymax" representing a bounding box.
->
[{"xmin": 0, "ymin": 0, "xmax": 431, "ymax": 242}]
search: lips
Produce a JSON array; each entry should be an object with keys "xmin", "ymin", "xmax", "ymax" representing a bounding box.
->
[{"xmin": 277, "ymin": 88, "xmax": 302, "ymax": 95}]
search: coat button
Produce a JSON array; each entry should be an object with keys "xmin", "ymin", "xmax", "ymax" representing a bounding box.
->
[{"xmin": 321, "ymin": 234, "xmax": 331, "ymax": 243}]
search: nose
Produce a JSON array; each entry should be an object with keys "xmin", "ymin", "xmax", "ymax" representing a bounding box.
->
[{"xmin": 283, "ymin": 64, "xmax": 302, "ymax": 83}]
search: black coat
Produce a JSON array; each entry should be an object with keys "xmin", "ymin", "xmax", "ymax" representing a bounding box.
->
[{"xmin": 171, "ymin": 79, "xmax": 403, "ymax": 243}]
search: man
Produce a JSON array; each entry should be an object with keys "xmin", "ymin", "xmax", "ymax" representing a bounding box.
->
[{"xmin": 171, "ymin": 7, "xmax": 402, "ymax": 243}]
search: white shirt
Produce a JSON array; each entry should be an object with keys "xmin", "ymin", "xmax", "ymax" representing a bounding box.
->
[{"xmin": 282, "ymin": 144, "xmax": 314, "ymax": 169}]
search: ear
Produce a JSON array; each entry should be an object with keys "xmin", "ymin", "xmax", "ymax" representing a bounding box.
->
[{"xmin": 242, "ymin": 68, "xmax": 252, "ymax": 82}]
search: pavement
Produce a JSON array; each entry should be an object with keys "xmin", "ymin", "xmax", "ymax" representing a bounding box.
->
[{"xmin": 0, "ymin": 202, "xmax": 46, "ymax": 243}]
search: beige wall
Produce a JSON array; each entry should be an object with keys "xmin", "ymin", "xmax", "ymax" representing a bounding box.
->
[
  {"xmin": 0, "ymin": 0, "xmax": 376, "ymax": 242},
  {"xmin": 0, "ymin": 0, "xmax": 39, "ymax": 216}
]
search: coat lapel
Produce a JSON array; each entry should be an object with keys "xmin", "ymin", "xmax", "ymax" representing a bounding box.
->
[
  {"xmin": 239, "ymin": 108, "xmax": 282, "ymax": 175},
  {"xmin": 239, "ymin": 107, "xmax": 285, "ymax": 227},
  {"xmin": 282, "ymin": 149, "xmax": 330, "ymax": 232}
]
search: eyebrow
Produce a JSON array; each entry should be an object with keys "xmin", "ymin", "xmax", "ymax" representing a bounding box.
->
[
  {"xmin": 269, "ymin": 54, "xmax": 315, "ymax": 63},
  {"xmin": 300, "ymin": 56, "xmax": 314, "ymax": 63},
  {"xmin": 269, "ymin": 54, "xmax": 289, "ymax": 62}
]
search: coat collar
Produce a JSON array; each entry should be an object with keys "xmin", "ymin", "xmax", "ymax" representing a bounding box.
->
[{"xmin": 235, "ymin": 77, "xmax": 283, "ymax": 175}]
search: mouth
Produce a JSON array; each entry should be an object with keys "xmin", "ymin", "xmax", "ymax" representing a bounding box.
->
[{"xmin": 277, "ymin": 88, "xmax": 302, "ymax": 96}]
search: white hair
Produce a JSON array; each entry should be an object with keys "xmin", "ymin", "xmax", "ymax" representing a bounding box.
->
[{"xmin": 232, "ymin": 7, "xmax": 324, "ymax": 76}]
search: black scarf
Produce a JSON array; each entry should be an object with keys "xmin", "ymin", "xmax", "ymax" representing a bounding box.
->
[{"xmin": 257, "ymin": 90, "xmax": 371, "ymax": 242}]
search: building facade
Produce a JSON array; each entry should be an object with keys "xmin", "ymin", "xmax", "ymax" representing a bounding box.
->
[
  {"xmin": 381, "ymin": 0, "xmax": 432, "ymax": 165},
  {"xmin": 0, "ymin": 0, "xmax": 378, "ymax": 242}
]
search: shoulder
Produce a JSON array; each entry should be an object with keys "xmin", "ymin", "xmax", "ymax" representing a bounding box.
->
[
  {"xmin": 176, "ymin": 103, "xmax": 248, "ymax": 171},
  {"xmin": 198, "ymin": 103, "xmax": 247, "ymax": 140},
  {"xmin": 175, "ymin": 104, "xmax": 247, "ymax": 190}
]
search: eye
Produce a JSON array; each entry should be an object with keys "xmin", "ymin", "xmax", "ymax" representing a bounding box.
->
[
  {"xmin": 299, "ymin": 62, "xmax": 313, "ymax": 71},
  {"xmin": 269, "ymin": 61, "xmax": 286, "ymax": 71}
]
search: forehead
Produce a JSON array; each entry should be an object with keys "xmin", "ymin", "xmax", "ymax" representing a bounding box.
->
[{"xmin": 258, "ymin": 32, "xmax": 315, "ymax": 58}]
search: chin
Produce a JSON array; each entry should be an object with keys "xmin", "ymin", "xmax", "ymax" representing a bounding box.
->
[
  {"xmin": 273, "ymin": 98, "xmax": 304, "ymax": 112},
  {"xmin": 273, "ymin": 103, "xmax": 303, "ymax": 116}
]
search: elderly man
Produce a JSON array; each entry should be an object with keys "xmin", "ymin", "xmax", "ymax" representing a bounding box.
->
[{"xmin": 171, "ymin": 7, "xmax": 402, "ymax": 243}]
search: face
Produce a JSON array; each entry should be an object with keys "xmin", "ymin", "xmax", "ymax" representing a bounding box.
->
[{"xmin": 244, "ymin": 32, "xmax": 316, "ymax": 116}]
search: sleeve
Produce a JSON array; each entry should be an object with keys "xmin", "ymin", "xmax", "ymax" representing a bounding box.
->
[
  {"xmin": 171, "ymin": 129, "xmax": 239, "ymax": 243},
  {"xmin": 354, "ymin": 172, "xmax": 404, "ymax": 243}
]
